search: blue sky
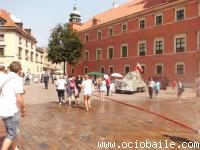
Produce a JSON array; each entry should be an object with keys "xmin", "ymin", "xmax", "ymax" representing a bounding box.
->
[{"xmin": 1, "ymin": 0, "xmax": 128, "ymax": 47}]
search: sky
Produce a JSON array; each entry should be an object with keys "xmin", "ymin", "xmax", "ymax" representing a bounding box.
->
[{"xmin": 1, "ymin": 0, "xmax": 128, "ymax": 47}]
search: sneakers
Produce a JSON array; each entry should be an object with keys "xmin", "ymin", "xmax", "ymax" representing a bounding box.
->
[{"xmin": 59, "ymin": 102, "xmax": 62, "ymax": 107}]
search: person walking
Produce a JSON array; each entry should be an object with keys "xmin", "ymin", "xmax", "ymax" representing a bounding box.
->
[
  {"xmin": 43, "ymin": 73, "xmax": 49, "ymax": 89},
  {"xmin": 75, "ymin": 76, "xmax": 82, "ymax": 105},
  {"xmin": 100, "ymin": 77, "xmax": 107, "ymax": 102},
  {"xmin": 68, "ymin": 78, "xmax": 76, "ymax": 106},
  {"xmin": 24, "ymin": 72, "xmax": 30, "ymax": 85},
  {"xmin": 55, "ymin": 75, "xmax": 66, "ymax": 106},
  {"xmin": 177, "ymin": 81, "xmax": 185, "ymax": 102},
  {"xmin": 172, "ymin": 80, "xmax": 177, "ymax": 93},
  {"xmin": 105, "ymin": 77, "xmax": 110, "ymax": 96},
  {"xmin": 154, "ymin": 80, "xmax": 161, "ymax": 98},
  {"xmin": 0, "ymin": 61, "xmax": 26, "ymax": 150},
  {"xmin": 97, "ymin": 76, "xmax": 102, "ymax": 92},
  {"xmin": 148, "ymin": 77, "xmax": 155, "ymax": 99},
  {"xmin": 82, "ymin": 74, "xmax": 93, "ymax": 111},
  {"xmin": 195, "ymin": 77, "xmax": 200, "ymax": 97}
]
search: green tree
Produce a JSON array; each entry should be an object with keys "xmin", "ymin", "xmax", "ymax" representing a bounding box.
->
[{"xmin": 48, "ymin": 23, "xmax": 83, "ymax": 75}]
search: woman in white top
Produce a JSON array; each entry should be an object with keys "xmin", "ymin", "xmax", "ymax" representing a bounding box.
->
[
  {"xmin": 55, "ymin": 75, "xmax": 66, "ymax": 106},
  {"xmin": 100, "ymin": 77, "xmax": 107, "ymax": 102},
  {"xmin": 82, "ymin": 74, "xmax": 93, "ymax": 111}
]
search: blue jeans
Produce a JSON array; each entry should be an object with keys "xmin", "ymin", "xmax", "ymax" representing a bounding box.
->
[{"xmin": 2, "ymin": 112, "xmax": 20, "ymax": 141}]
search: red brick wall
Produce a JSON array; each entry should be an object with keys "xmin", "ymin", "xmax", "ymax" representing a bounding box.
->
[{"xmin": 68, "ymin": 1, "xmax": 200, "ymax": 83}]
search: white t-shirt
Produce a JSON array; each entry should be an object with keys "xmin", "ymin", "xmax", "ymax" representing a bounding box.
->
[
  {"xmin": 148, "ymin": 80, "xmax": 155, "ymax": 88},
  {"xmin": 56, "ymin": 79, "xmax": 66, "ymax": 90},
  {"xmin": 82, "ymin": 79, "xmax": 92, "ymax": 95},
  {"xmin": 0, "ymin": 72, "xmax": 24, "ymax": 117}
]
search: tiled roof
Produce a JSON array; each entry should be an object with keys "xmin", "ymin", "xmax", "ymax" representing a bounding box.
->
[
  {"xmin": 0, "ymin": 9, "xmax": 16, "ymax": 26},
  {"xmin": 79, "ymin": 0, "xmax": 173, "ymax": 31},
  {"xmin": 0, "ymin": 9, "xmax": 36, "ymax": 42}
]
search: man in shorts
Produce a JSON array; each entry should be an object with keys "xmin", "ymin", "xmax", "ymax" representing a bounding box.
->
[{"xmin": 0, "ymin": 61, "xmax": 26, "ymax": 150}]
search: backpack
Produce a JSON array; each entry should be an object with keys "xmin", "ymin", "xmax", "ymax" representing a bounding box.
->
[{"xmin": 69, "ymin": 81, "xmax": 75, "ymax": 88}]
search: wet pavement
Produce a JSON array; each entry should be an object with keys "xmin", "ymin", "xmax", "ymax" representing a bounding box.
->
[{"xmin": 0, "ymin": 83, "xmax": 200, "ymax": 150}]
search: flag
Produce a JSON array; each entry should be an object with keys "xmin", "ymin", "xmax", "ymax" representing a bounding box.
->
[{"xmin": 135, "ymin": 63, "xmax": 143, "ymax": 73}]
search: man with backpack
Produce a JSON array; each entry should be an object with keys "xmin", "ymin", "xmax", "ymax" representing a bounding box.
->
[{"xmin": 0, "ymin": 61, "xmax": 26, "ymax": 150}]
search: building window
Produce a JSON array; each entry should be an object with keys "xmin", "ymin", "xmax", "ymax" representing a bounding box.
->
[
  {"xmin": 199, "ymin": 0, "xmax": 200, "ymax": 16},
  {"xmin": 108, "ymin": 27, "xmax": 114, "ymax": 37},
  {"xmin": 31, "ymin": 43, "xmax": 33, "ymax": 49},
  {"xmin": 85, "ymin": 34, "xmax": 89, "ymax": 42},
  {"xmin": 96, "ymin": 49, "xmax": 102, "ymax": 60},
  {"xmin": 84, "ymin": 51, "xmax": 89, "ymax": 61},
  {"xmin": 121, "ymin": 23, "xmax": 127, "ymax": 33},
  {"xmin": 97, "ymin": 30, "xmax": 102, "ymax": 39},
  {"xmin": 198, "ymin": 31, "xmax": 200, "ymax": 51},
  {"xmin": 100, "ymin": 66, "xmax": 105, "ymax": 74},
  {"xmin": 26, "ymin": 41, "xmax": 28, "ymax": 47},
  {"xmin": 84, "ymin": 67, "xmax": 88, "ymax": 74},
  {"xmin": 0, "ymin": 34, "xmax": 4, "ymax": 41},
  {"xmin": 176, "ymin": 63, "xmax": 185, "ymax": 75},
  {"xmin": 139, "ymin": 18, "xmax": 146, "ymax": 29},
  {"xmin": 109, "ymin": 65, "xmax": 114, "ymax": 74},
  {"xmin": 0, "ymin": 18, "xmax": 6, "ymax": 25},
  {"xmin": 124, "ymin": 65, "xmax": 130, "ymax": 74},
  {"xmin": 19, "ymin": 37, "xmax": 22, "ymax": 44},
  {"xmin": 175, "ymin": 34, "xmax": 186, "ymax": 53},
  {"xmin": 41, "ymin": 56, "xmax": 43, "ymax": 63},
  {"xmin": 71, "ymin": 67, "xmax": 74, "ymax": 74},
  {"xmin": 25, "ymin": 50, "xmax": 29, "ymax": 61},
  {"xmin": 176, "ymin": 8, "xmax": 185, "ymax": 21},
  {"xmin": 107, "ymin": 47, "xmax": 114, "ymax": 59},
  {"xmin": 31, "ymin": 52, "xmax": 33, "ymax": 62},
  {"xmin": 0, "ymin": 47, "xmax": 4, "ymax": 56},
  {"xmin": 155, "ymin": 63, "xmax": 163, "ymax": 75},
  {"xmin": 36, "ymin": 54, "xmax": 38, "ymax": 62},
  {"xmin": 138, "ymin": 41, "xmax": 146, "ymax": 56},
  {"xmin": 121, "ymin": 44, "xmax": 128, "ymax": 58},
  {"xmin": 155, "ymin": 14, "xmax": 163, "ymax": 26},
  {"xmin": 154, "ymin": 38, "xmax": 164, "ymax": 54},
  {"xmin": 18, "ymin": 47, "xmax": 22, "ymax": 59}
]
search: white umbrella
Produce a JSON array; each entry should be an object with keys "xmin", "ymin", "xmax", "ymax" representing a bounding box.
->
[
  {"xmin": 111, "ymin": 73, "xmax": 123, "ymax": 78},
  {"xmin": 104, "ymin": 74, "xmax": 109, "ymax": 79}
]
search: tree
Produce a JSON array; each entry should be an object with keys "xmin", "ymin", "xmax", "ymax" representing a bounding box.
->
[{"xmin": 47, "ymin": 23, "xmax": 83, "ymax": 75}]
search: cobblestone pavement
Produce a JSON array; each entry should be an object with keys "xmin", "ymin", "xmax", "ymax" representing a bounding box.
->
[{"xmin": 0, "ymin": 83, "xmax": 200, "ymax": 150}]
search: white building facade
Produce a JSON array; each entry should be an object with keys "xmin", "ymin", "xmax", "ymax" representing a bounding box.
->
[{"xmin": 0, "ymin": 9, "xmax": 44, "ymax": 78}]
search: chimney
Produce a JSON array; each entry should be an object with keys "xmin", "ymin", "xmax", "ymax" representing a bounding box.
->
[
  {"xmin": 15, "ymin": 22, "xmax": 23, "ymax": 29},
  {"xmin": 113, "ymin": 1, "xmax": 119, "ymax": 8},
  {"xmin": 25, "ymin": 28, "xmax": 31, "ymax": 34},
  {"xmin": 92, "ymin": 17, "xmax": 98, "ymax": 26}
]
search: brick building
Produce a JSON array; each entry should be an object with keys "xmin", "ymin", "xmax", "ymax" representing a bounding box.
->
[{"xmin": 68, "ymin": 0, "xmax": 200, "ymax": 84}]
